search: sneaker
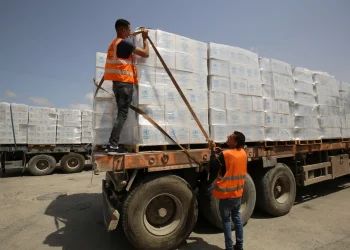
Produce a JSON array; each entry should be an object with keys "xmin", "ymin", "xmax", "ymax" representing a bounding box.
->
[
  {"xmin": 234, "ymin": 245, "xmax": 243, "ymax": 250},
  {"xmin": 105, "ymin": 145, "xmax": 125, "ymax": 155}
]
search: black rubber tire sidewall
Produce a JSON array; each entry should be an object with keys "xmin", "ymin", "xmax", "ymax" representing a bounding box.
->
[
  {"xmin": 199, "ymin": 173, "xmax": 256, "ymax": 231},
  {"xmin": 122, "ymin": 175, "xmax": 198, "ymax": 250},
  {"xmin": 256, "ymin": 163, "xmax": 296, "ymax": 216},
  {"xmin": 60, "ymin": 153, "xmax": 85, "ymax": 173},
  {"xmin": 27, "ymin": 154, "xmax": 56, "ymax": 176}
]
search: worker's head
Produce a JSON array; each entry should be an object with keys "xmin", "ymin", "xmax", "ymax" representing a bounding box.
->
[
  {"xmin": 226, "ymin": 131, "xmax": 245, "ymax": 149},
  {"xmin": 115, "ymin": 19, "xmax": 131, "ymax": 38}
]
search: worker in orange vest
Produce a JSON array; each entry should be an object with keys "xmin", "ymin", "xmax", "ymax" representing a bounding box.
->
[
  {"xmin": 209, "ymin": 131, "xmax": 247, "ymax": 250},
  {"xmin": 103, "ymin": 19, "xmax": 149, "ymax": 154}
]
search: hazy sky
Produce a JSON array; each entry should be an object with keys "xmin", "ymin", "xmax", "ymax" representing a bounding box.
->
[{"xmin": 1, "ymin": 0, "xmax": 349, "ymax": 110}]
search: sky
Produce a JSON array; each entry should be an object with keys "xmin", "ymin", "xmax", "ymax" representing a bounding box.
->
[{"xmin": 1, "ymin": 0, "xmax": 349, "ymax": 110}]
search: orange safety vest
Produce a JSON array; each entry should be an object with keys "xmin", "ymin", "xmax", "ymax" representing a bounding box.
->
[
  {"xmin": 213, "ymin": 149, "xmax": 247, "ymax": 199},
  {"xmin": 104, "ymin": 38, "xmax": 138, "ymax": 84}
]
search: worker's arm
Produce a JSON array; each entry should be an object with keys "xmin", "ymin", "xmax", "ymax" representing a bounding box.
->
[
  {"xmin": 133, "ymin": 29, "xmax": 149, "ymax": 58},
  {"xmin": 209, "ymin": 152, "xmax": 226, "ymax": 183}
]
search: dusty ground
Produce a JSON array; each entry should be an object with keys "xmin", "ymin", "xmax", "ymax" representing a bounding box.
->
[{"xmin": 0, "ymin": 167, "xmax": 350, "ymax": 250}]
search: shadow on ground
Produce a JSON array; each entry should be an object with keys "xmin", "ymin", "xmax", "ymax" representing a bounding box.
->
[
  {"xmin": 1, "ymin": 164, "xmax": 92, "ymax": 178},
  {"xmin": 43, "ymin": 193, "xmax": 224, "ymax": 250}
]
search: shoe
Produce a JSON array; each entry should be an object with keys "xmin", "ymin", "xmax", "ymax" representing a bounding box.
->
[
  {"xmin": 234, "ymin": 245, "xmax": 243, "ymax": 250},
  {"xmin": 105, "ymin": 145, "xmax": 125, "ymax": 155}
]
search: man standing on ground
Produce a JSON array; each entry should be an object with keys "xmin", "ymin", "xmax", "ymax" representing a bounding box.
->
[
  {"xmin": 209, "ymin": 131, "xmax": 247, "ymax": 250},
  {"xmin": 103, "ymin": 19, "xmax": 149, "ymax": 154}
]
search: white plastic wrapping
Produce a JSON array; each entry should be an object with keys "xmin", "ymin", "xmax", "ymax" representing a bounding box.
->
[
  {"xmin": 295, "ymin": 116, "xmax": 319, "ymax": 128},
  {"xmin": 264, "ymin": 99, "xmax": 278, "ymax": 112},
  {"xmin": 294, "ymin": 128, "xmax": 322, "ymax": 140},
  {"xmin": 239, "ymin": 95, "xmax": 253, "ymax": 110},
  {"xmin": 137, "ymin": 65, "xmax": 156, "ymax": 85},
  {"xmin": 273, "ymin": 73, "xmax": 294, "ymax": 89},
  {"xmin": 231, "ymin": 77, "xmax": 248, "ymax": 94},
  {"xmin": 189, "ymin": 108, "xmax": 208, "ymax": 126},
  {"xmin": 192, "ymin": 74, "xmax": 207, "ymax": 90},
  {"xmin": 165, "ymin": 106, "xmax": 190, "ymax": 125},
  {"xmin": 270, "ymin": 58, "xmax": 292, "ymax": 76},
  {"xmin": 226, "ymin": 110, "xmax": 241, "ymax": 125},
  {"xmin": 209, "ymin": 108, "xmax": 226, "ymax": 125},
  {"xmin": 208, "ymin": 59, "xmax": 230, "ymax": 78},
  {"xmin": 261, "ymin": 71, "xmax": 273, "ymax": 86},
  {"xmin": 321, "ymin": 128, "xmax": 341, "ymax": 139},
  {"xmin": 156, "ymin": 30, "xmax": 176, "ymax": 50},
  {"xmin": 193, "ymin": 57, "xmax": 208, "ymax": 75},
  {"xmin": 208, "ymin": 43, "xmax": 229, "ymax": 61},
  {"xmin": 317, "ymin": 95, "xmax": 339, "ymax": 107},
  {"xmin": 294, "ymin": 104, "xmax": 318, "ymax": 117},
  {"xmin": 229, "ymin": 63, "xmax": 247, "ymax": 79},
  {"xmin": 186, "ymin": 90, "xmax": 208, "ymax": 108},
  {"xmin": 252, "ymin": 96, "xmax": 264, "ymax": 111},
  {"xmin": 209, "ymin": 92, "xmax": 225, "ymax": 109},
  {"xmin": 136, "ymin": 84, "xmax": 165, "ymax": 106},
  {"xmin": 190, "ymin": 125, "xmax": 209, "ymax": 143},
  {"xmin": 229, "ymin": 46, "xmax": 259, "ymax": 67},
  {"xmin": 210, "ymin": 125, "xmax": 229, "ymax": 142},
  {"xmin": 293, "ymin": 67, "xmax": 313, "ymax": 83},
  {"xmin": 193, "ymin": 40, "xmax": 208, "ymax": 59},
  {"xmin": 295, "ymin": 81, "xmax": 314, "ymax": 95},
  {"xmin": 247, "ymin": 80, "xmax": 263, "ymax": 96},
  {"xmin": 175, "ymin": 52, "xmax": 193, "ymax": 72},
  {"xmin": 209, "ymin": 76, "xmax": 230, "ymax": 93},
  {"xmin": 95, "ymin": 52, "xmax": 107, "ymax": 69},
  {"xmin": 175, "ymin": 35, "xmax": 193, "ymax": 54},
  {"xmin": 225, "ymin": 93, "xmax": 240, "ymax": 110},
  {"xmin": 156, "ymin": 48, "xmax": 176, "ymax": 70},
  {"xmin": 165, "ymin": 125, "xmax": 189, "ymax": 144}
]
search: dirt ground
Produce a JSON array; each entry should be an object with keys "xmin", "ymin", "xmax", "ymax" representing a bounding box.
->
[{"xmin": 1, "ymin": 167, "xmax": 350, "ymax": 250}]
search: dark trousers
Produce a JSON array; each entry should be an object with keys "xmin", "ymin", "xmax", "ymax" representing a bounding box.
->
[
  {"xmin": 109, "ymin": 82, "xmax": 134, "ymax": 146},
  {"xmin": 219, "ymin": 197, "xmax": 243, "ymax": 250}
]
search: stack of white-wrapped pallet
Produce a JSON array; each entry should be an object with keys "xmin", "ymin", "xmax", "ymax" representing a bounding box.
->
[
  {"xmin": 0, "ymin": 103, "xmax": 28, "ymax": 144},
  {"xmin": 93, "ymin": 30, "xmax": 209, "ymax": 146},
  {"xmin": 56, "ymin": 109, "xmax": 82, "ymax": 144},
  {"xmin": 81, "ymin": 110, "xmax": 93, "ymax": 144},
  {"xmin": 339, "ymin": 81, "xmax": 350, "ymax": 138},
  {"xmin": 208, "ymin": 43, "xmax": 264, "ymax": 142},
  {"xmin": 28, "ymin": 106, "xmax": 57, "ymax": 144},
  {"xmin": 259, "ymin": 58, "xmax": 295, "ymax": 141},
  {"xmin": 313, "ymin": 72, "xmax": 342, "ymax": 139},
  {"xmin": 293, "ymin": 67, "xmax": 321, "ymax": 140}
]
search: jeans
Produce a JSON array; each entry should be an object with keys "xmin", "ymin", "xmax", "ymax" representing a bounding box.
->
[
  {"xmin": 219, "ymin": 197, "xmax": 243, "ymax": 250},
  {"xmin": 109, "ymin": 82, "xmax": 134, "ymax": 146}
]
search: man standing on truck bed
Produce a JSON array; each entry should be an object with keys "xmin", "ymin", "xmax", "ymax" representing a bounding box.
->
[
  {"xmin": 104, "ymin": 19, "xmax": 149, "ymax": 154},
  {"xmin": 210, "ymin": 131, "xmax": 247, "ymax": 250}
]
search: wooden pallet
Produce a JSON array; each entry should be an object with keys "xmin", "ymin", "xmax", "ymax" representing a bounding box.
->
[
  {"xmin": 296, "ymin": 140, "xmax": 322, "ymax": 145},
  {"xmin": 321, "ymin": 138, "xmax": 342, "ymax": 143},
  {"xmin": 341, "ymin": 138, "xmax": 350, "ymax": 142},
  {"xmin": 263, "ymin": 141, "xmax": 296, "ymax": 147},
  {"xmin": 124, "ymin": 143, "xmax": 210, "ymax": 153},
  {"xmin": 27, "ymin": 144, "xmax": 56, "ymax": 147}
]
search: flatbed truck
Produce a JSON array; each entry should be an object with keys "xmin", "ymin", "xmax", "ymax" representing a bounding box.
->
[
  {"xmin": 0, "ymin": 144, "xmax": 92, "ymax": 176},
  {"xmin": 94, "ymin": 139, "xmax": 350, "ymax": 250}
]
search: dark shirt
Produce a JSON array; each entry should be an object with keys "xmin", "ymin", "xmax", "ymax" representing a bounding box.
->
[
  {"xmin": 117, "ymin": 38, "xmax": 136, "ymax": 59},
  {"xmin": 209, "ymin": 151, "xmax": 227, "ymax": 183}
]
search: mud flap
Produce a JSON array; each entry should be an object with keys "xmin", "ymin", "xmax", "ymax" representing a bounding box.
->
[{"xmin": 102, "ymin": 180, "xmax": 120, "ymax": 231}]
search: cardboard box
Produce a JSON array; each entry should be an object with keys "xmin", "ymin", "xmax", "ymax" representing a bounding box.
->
[{"xmin": 209, "ymin": 76, "xmax": 230, "ymax": 93}]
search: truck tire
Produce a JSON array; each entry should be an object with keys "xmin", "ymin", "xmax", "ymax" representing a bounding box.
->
[
  {"xmin": 199, "ymin": 173, "xmax": 256, "ymax": 230},
  {"xmin": 27, "ymin": 154, "xmax": 56, "ymax": 176},
  {"xmin": 256, "ymin": 163, "xmax": 296, "ymax": 216},
  {"xmin": 60, "ymin": 153, "xmax": 85, "ymax": 173},
  {"xmin": 122, "ymin": 174, "xmax": 198, "ymax": 250}
]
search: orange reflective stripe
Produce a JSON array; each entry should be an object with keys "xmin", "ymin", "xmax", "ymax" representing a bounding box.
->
[
  {"xmin": 214, "ymin": 184, "xmax": 244, "ymax": 193},
  {"xmin": 104, "ymin": 69, "xmax": 134, "ymax": 76},
  {"xmin": 106, "ymin": 59, "xmax": 133, "ymax": 65},
  {"xmin": 217, "ymin": 174, "xmax": 246, "ymax": 181}
]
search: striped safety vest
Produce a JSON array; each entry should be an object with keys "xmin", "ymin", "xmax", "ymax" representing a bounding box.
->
[
  {"xmin": 104, "ymin": 38, "xmax": 138, "ymax": 84},
  {"xmin": 213, "ymin": 149, "xmax": 247, "ymax": 199}
]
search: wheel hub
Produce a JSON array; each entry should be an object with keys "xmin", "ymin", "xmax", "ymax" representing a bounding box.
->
[
  {"xmin": 274, "ymin": 177, "xmax": 290, "ymax": 204},
  {"xmin": 158, "ymin": 208, "xmax": 167, "ymax": 218},
  {"xmin": 67, "ymin": 157, "xmax": 79, "ymax": 168},
  {"xmin": 144, "ymin": 194, "xmax": 183, "ymax": 236},
  {"xmin": 36, "ymin": 160, "xmax": 49, "ymax": 170}
]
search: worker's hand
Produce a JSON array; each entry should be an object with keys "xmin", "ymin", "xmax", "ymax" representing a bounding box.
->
[
  {"xmin": 208, "ymin": 140, "xmax": 216, "ymax": 151},
  {"xmin": 141, "ymin": 28, "xmax": 148, "ymax": 39},
  {"xmin": 215, "ymin": 147, "xmax": 222, "ymax": 155}
]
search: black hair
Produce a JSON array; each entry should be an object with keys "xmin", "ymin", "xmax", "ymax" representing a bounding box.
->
[
  {"xmin": 115, "ymin": 19, "xmax": 130, "ymax": 32},
  {"xmin": 234, "ymin": 131, "xmax": 245, "ymax": 148}
]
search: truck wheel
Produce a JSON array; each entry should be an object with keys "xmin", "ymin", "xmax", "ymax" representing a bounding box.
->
[
  {"xmin": 60, "ymin": 153, "xmax": 85, "ymax": 173},
  {"xmin": 256, "ymin": 163, "xmax": 296, "ymax": 216},
  {"xmin": 199, "ymin": 173, "xmax": 256, "ymax": 230},
  {"xmin": 27, "ymin": 154, "xmax": 56, "ymax": 176},
  {"xmin": 122, "ymin": 175, "xmax": 198, "ymax": 250}
]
